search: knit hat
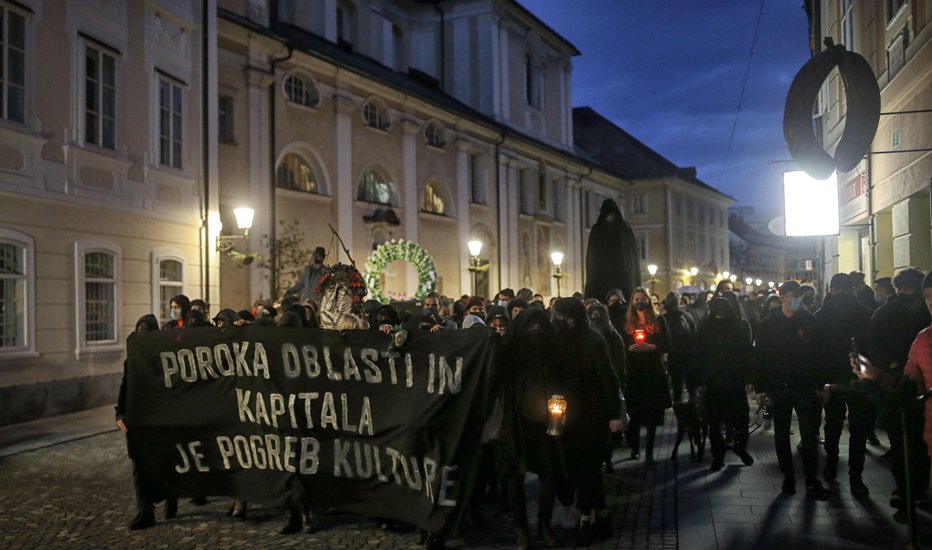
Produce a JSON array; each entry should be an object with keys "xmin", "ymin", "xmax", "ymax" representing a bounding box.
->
[
  {"xmin": 829, "ymin": 272, "xmax": 853, "ymax": 290},
  {"xmin": 465, "ymin": 296, "xmax": 486, "ymax": 311}
]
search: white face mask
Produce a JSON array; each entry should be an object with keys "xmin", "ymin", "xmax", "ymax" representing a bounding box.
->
[{"xmin": 170, "ymin": 308, "xmax": 182, "ymax": 320}]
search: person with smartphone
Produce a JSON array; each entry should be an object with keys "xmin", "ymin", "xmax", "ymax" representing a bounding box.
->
[{"xmin": 813, "ymin": 273, "xmax": 874, "ymax": 496}]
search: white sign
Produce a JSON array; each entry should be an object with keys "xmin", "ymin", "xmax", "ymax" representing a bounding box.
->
[{"xmin": 783, "ymin": 171, "xmax": 840, "ymax": 237}]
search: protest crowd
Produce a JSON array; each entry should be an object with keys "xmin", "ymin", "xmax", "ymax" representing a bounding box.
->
[{"xmin": 115, "ymin": 247, "xmax": 932, "ymax": 550}]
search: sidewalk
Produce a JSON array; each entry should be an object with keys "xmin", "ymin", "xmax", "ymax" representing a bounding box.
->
[{"xmin": 0, "ymin": 402, "xmax": 924, "ymax": 548}]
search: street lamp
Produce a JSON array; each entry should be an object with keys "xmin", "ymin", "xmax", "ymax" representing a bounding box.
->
[
  {"xmin": 768, "ymin": 281, "xmax": 775, "ymax": 289},
  {"xmin": 745, "ymin": 277, "xmax": 753, "ymax": 286},
  {"xmin": 467, "ymin": 240, "xmax": 484, "ymax": 295},
  {"xmin": 729, "ymin": 274, "xmax": 737, "ymax": 283},
  {"xmin": 755, "ymin": 278, "xmax": 762, "ymax": 287},
  {"xmin": 551, "ymin": 251, "xmax": 565, "ymax": 297},
  {"xmin": 217, "ymin": 206, "xmax": 255, "ymax": 253},
  {"xmin": 723, "ymin": 271, "xmax": 730, "ymax": 279},
  {"xmin": 647, "ymin": 264, "xmax": 658, "ymax": 293}
]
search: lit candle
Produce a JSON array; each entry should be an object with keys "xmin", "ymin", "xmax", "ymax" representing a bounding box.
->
[
  {"xmin": 634, "ymin": 329, "xmax": 646, "ymax": 345},
  {"xmin": 546, "ymin": 394, "xmax": 567, "ymax": 436}
]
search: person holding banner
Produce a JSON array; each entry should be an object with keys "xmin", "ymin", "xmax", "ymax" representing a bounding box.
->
[
  {"xmin": 551, "ymin": 298, "xmax": 623, "ymax": 546},
  {"xmin": 116, "ymin": 314, "xmax": 164, "ymax": 530}
]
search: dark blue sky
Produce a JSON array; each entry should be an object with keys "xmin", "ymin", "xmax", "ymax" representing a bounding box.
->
[{"xmin": 522, "ymin": 0, "xmax": 812, "ymax": 216}]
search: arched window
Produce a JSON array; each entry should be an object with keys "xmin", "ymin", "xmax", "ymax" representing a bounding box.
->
[
  {"xmin": 424, "ymin": 121, "xmax": 446, "ymax": 148},
  {"xmin": 75, "ymin": 239, "xmax": 122, "ymax": 355},
  {"xmin": 277, "ymin": 152, "xmax": 319, "ymax": 193},
  {"xmin": 357, "ymin": 168, "xmax": 397, "ymax": 206},
  {"xmin": 421, "ymin": 179, "xmax": 447, "ymax": 215},
  {"xmin": 362, "ymin": 98, "xmax": 390, "ymax": 130},
  {"xmin": 283, "ymin": 72, "xmax": 320, "ymax": 108}
]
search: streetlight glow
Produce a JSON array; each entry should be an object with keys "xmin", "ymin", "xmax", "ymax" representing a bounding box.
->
[
  {"xmin": 467, "ymin": 240, "xmax": 483, "ymax": 257},
  {"xmin": 648, "ymin": 264, "xmax": 658, "ymax": 276},
  {"xmin": 755, "ymin": 278, "xmax": 762, "ymax": 286},
  {"xmin": 768, "ymin": 281, "xmax": 775, "ymax": 288},
  {"xmin": 551, "ymin": 252, "xmax": 564, "ymax": 267},
  {"xmin": 690, "ymin": 266, "xmax": 698, "ymax": 276},
  {"xmin": 745, "ymin": 277, "xmax": 753, "ymax": 285},
  {"xmin": 729, "ymin": 274, "xmax": 737, "ymax": 282},
  {"xmin": 233, "ymin": 207, "xmax": 255, "ymax": 232},
  {"xmin": 723, "ymin": 271, "xmax": 730, "ymax": 279}
]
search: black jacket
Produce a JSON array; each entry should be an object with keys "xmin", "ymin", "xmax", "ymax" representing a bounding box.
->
[
  {"xmin": 698, "ymin": 316, "xmax": 753, "ymax": 392},
  {"xmin": 754, "ymin": 308, "xmax": 823, "ymax": 392},
  {"xmin": 867, "ymin": 292, "xmax": 931, "ymax": 370},
  {"xmin": 813, "ymin": 293, "xmax": 873, "ymax": 384}
]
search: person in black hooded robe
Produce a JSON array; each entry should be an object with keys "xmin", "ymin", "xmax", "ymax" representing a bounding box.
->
[
  {"xmin": 584, "ymin": 199, "xmax": 641, "ymax": 304},
  {"xmin": 496, "ymin": 308, "xmax": 560, "ymax": 548},
  {"xmin": 588, "ymin": 302, "xmax": 627, "ymax": 473},
  {"xmin": 551, "ymin": 298, "xmax": 623, "ymax": 546}
]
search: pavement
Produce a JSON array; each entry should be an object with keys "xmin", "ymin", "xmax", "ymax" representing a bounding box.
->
[{"xmin": 0, "ymin": 402, "xmax": 925, "ymax": 549}]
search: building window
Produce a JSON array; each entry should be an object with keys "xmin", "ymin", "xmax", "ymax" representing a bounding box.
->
[
  {"xmin": 518, "ymin": 168, "xmax": 532, "ymax": 215},
  {"xmin": 553, "ymin": 179, "xmax": 565, "ymax": 222},
  {"xmin": 886, "ymin": 0, "xmax": 906, "ymax": 22},
  {"xmin": 76, "ymin": 240, "xmax": 121, "ymax": 350},
  {"xmin": 157, "ymin": 258, "xmax": 183, "ymax": 327},
  {"xmin": 337, "ymin": 1, "xmax": 355, "ymax": 48},
  {"xmin": 159, "ymin": 76, "xmax": 183, "ymax": 169},
  {"xmin": 0, "ymin": 229, "xmax": 32, "ymax": 354},
  {"xmin": 636, "ymin": 234, "xmax": 648, "ymax": 261},
  {"xmin": 425, "ymin": 121, "xmax": 446, "ymax": 148},
  {"xmin": 524, "ymin": 52, "xmax": 542, "ymax": 108},
  {"xmin": 538, "ymin": 174, "xmax": 548, "ymax": 212},
  {"xmin": 362, "ymin": 98, "xmax": 390, "ymax": 131},
  {"xmin": 841, "ymin": 0, "xmax": 856, "ymax": 52},
  {"xmin": 277, "ymin": 152, "xmax": 318, "ymax": 193},
  {"xmin": 85, "ymin": 43, "xmax": 117, "ymax": 149},
  {"xmin": 631, "ymin": 192, "xmax": 647, "ymax": 215},
  {"xmin": 357, "ymin": 168, "xmax": 397, "ymax": 206},
  {"xmin": 0, "ymin": 5, "xmax": 25, "ymax": 124},
  {"xmin": 218, "ymin": 94, "xmax": 234, "ymax": 142},
  {"xmin": 469, "ymin": 153, "xmax": 485, "ymax": 204},
  {"xmin": 283, "ymin": 73, "xmax": 319, "ymax": 108},
  {"xmin": 421, "ymin": 179, "xmax": 446, "ymax": 215}
]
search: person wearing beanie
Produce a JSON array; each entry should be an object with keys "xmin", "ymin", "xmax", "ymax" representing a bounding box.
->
[
  {"xmin": 754, "ymin": 280, "xmax": 829, "ymax": 499},
  {"xmin": 464, "ymin": 296, "xmax": 487, "ymax": 324},
  {"xmin": 813, "ymin": 273, "xmax": 874, "ymax": 495}
]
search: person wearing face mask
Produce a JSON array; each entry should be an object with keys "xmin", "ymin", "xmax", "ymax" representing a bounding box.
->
[
  {"xmin": 753, "ymin": 280, "xmax": 829, "ymax": 499},
  {"xmin": 163, "ymin": 294, "xmax": 191, "ymax": 329},
  {"xmin": 605, "ymin": 289, "xmax": 627, "ymax": 335},
  {"xmin": 588, "ymin": 302, "xmax": 627, "ymax": 474},
  {"xmin": 813, "ymin": 273, "xmax": 874, "ymax": 495},
  {"xmin": 622, "ymin": 288, "xmax": 672, "ymax": 465},
  {"xmin": 550, "ymin": 298, "xmax": 622, "ymax": 546},
  {"xmin": 698, "ymin": 298, "xmax": 754, "ymax": 471},
  {"xmin": 463, "ymin": 296, "xmax": 487, "ymax": 326},
  {"xmin": 495, "ymin": 288, "xmax": 515, "ymax": 309}
]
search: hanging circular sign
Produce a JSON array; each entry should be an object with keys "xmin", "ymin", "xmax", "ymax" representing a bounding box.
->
[{"xmin": 364, "ymin": 239, "xmax": 438, "ymax": 303}]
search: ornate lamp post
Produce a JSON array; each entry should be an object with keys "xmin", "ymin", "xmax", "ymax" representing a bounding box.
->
[
  {"xmin": 217, "ymin": 206, "xmax": 255, "ymax": 253},
  {"xmin": 551, "ymin": 251, "xmax": 565, "ymax": 297}
]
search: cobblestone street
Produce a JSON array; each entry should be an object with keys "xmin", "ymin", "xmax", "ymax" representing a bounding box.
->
[{"xmin": 0, "ymin": 404, "xmax": 924, "ymax": 549}]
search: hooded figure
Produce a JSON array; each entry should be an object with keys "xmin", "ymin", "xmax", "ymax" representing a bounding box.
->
[
  {"xmin": 550, "ymin": 297, "xmax": 622, "ymax": 544},
  {"xmin": 661, "ymin": 291, "xmax": 697, "ymax": 402},
  {"xmin": 605, "ymin": 288, "xmax": 628, "ymax": 335},
  {"xmin": 584, "ymin": 199, "xmax": 641, "ymax": 303},
  {"xmin": 698, "ymin": 297, "xmax": 754, "ymax": 470}
]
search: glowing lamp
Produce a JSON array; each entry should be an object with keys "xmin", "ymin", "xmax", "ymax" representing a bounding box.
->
[
  {"xmin": 546, "ymin": 394, "xmax": 567, "ymax": 436},
  {"xmin": 634, "ymin": 329, "xmax": 647, "ymax": 345}
]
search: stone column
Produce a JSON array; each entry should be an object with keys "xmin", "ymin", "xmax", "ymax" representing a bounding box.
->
[
  {"xmin": 507, "ymin": 160, "xmax": 520, "ymax": 290},
  {"xmin": 497, "ymin": 155, "xmax": 510, "ymax": 287},
  {"xmin": 333, "ymin": 93, "xmax": 355, "ymax": 264},
  {"xmin": 456, "ymin": 139, "xmax": 471, "ymax": 297},
  {"xmin": 244, "ymin": 63, "xmax": 273, "ymax": 299},
  {"xmin": 402, "ymin": 118, "xmax": 420, "ymax": 297}
]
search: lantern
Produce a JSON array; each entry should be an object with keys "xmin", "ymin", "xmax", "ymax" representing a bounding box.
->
[
  {"xmin": 634, "ymin": 329, "xmax": 647, "ymax": 345},
  {"xmin": 547, "ymin": 394, "xmax": 567, "ymax": 436}
]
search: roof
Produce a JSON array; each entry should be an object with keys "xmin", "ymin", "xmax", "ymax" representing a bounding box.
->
[
  {"xmin": 729, "ymin": 214, "xmax": 786, "ymax": 250},
  {"xmin": 572, "ymin": 107, "xmax": 734, "ymax": 201}
]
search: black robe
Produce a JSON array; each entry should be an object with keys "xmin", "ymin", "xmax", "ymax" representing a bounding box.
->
[{"xmin": 584, "ymin": 199, "xmax": 640, "ymax": 303}]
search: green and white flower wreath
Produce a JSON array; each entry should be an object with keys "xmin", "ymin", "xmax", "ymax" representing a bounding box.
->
[{"xmin": 364, "ymin": 239, "xmax": 438, "ymax": 303}]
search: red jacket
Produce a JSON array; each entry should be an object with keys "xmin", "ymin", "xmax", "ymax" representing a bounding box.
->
[{"xmin": 905, "ymin": 327, "xmax": 932, "ymax": 456}]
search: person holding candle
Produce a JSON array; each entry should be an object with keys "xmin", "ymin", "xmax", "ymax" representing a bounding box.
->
[
  {"xmin": 550, "ymin": 298, "xmax": 623, "ymax": 546},
  {"xmin": 622, "ymin": 287, "xmax": 672, "ymax": 466}
]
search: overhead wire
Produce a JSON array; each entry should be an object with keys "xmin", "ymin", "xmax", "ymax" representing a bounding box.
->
[{"xmin": 716, "ymin": 0, "xmax": 767, "ymax": 189}]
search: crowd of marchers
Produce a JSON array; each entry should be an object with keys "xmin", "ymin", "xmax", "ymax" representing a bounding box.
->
[{"xmin": 114, "ymin": 254, "xmax": 932, "ymax": 550}]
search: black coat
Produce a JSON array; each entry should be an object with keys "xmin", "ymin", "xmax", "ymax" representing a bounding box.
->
[
  {"xmin": 621, "ymin": 319, "xmax": 672, "ymax": 426},
  {"xmin": 584, "ymin": 199, "xmax": 641, "ymax": 303},
  {"xmin": 813, "ymin": 293, "xmax": 873, "ymax": 384},
  {"xmin": 697, "ymin": 316, "xmax": 753, "ymax": 393},
  {"xmin": 551, "ymin": 327, "xmax": 621, "ymax": 447},
  {"xmin": 866, "ymin": 292, "xmax": 931, "ymax": 370},
  {"xmin": 753, "ymin": 308, "xmax": 824, "ymax": 392}
]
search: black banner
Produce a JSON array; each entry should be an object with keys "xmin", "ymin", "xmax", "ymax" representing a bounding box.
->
[{"xmin": 125, "ymin": 325, "xmax": 497, "ymax": 533}]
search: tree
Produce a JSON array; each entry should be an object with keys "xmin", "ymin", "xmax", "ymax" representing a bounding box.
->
[{"xmin": 258, "ymin": 219, "xmax": 312, "ymax": 299}]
